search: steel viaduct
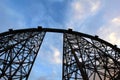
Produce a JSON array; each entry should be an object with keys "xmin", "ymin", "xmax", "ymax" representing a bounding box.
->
[{"xmin": 0, "ymin": 26, "xmax": 120, "ymax": 80}]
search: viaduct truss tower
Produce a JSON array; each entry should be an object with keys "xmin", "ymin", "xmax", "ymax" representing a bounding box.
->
[{"xmin": 0, "ymin": 27, "xmax": 120, "ymax": 80}]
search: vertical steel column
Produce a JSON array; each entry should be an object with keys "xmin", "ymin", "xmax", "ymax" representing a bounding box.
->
[
  {"xmin": 63, "ymin": 33, "xmax": 88, "ymax": 80},
  {"xmin": 0, "ymin": 31, "xmax": 46, "ymax": 80}
]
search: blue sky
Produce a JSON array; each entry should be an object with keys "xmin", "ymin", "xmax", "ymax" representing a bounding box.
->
[{"xmin": 0, "ymin": 0, "xmax": 120, "ymax": 80}]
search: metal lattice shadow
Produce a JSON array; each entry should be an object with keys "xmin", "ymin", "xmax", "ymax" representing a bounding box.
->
[{"xmin": 0, "ymin": 27, "xmax": 120, "ymax": 80}]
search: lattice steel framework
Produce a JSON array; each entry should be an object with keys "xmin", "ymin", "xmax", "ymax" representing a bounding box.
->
[
  {"xmin": 0, "ymin": 30, "xmax": 46, "ymax": 80},
  {"xmin": 63, "ymin": 33, "xmax": 120, "ymax": 80},
  {"xmin": 0, "ymin": 27, "xmax": 120, "ymax": 80}
]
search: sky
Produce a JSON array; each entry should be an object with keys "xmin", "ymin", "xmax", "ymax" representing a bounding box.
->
[{"xmin": 0, "ymin": 0, "xmax": 120, "ymax": 80}]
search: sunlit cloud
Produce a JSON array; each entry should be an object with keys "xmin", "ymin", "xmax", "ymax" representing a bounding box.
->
[
  {"xmin": 65, "ymin": 0, "xmax": 102, "ymax": 30},
  {"xmin": 108, "ymin": 32, "xmax": 120, "ymax": 45},
  {"xmin": 51, "ymin": 47, "xmax": 62, "ymax": 64},
  {"xmin": 97, "ymin": 17, "xmax": 120, "ymax": 46},
  {"xmin": 71, "ymin": 1, "xmax": 84, "ymax": 20},
  {"xmin": 89, "ymin": 0, "xmax": 101, "ymax": 13},
  {"xmin": 111, "ymin": 17, "xmax": 120, "ymax": 25}
]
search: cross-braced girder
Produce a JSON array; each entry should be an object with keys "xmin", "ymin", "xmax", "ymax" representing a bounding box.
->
[
  {"xmin": 0, "ymin": 27, "xmax": 120, "ymax": 80},
  {"xmin": 0, "ymin": 31, "xmax": 46, "ymax": 80},
  {"xmin": 63, "ymin": 33, "xmax": 120, "ymax": 80}
]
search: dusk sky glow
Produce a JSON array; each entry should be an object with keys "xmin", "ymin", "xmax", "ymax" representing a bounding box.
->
[{"xmin": 0, "ymin": 0, "xmax": 120, "ymax": 80}]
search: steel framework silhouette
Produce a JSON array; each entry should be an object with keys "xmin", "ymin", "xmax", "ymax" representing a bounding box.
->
[{"xmin": 0, "ymin": 27, "xmax": 120, "ymax": 80}]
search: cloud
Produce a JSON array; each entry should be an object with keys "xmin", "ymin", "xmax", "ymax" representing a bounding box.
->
[
  {"xmin": 97, "ymin": 17, "xmax": 120, "ymax": 46},
  {"xmin": 65, "ymin": 0, "xmax": 102, "ymax": 30},
  {"xmin": 89, "ymin": 0, "xmax": 101, "ymax": 13},
  {"xmin": 111, "ymin": 17, "xmax": 120, "ymax": 25},
  {"xmin": 51, "ymin": 47, "xmax": 62, "ymax": 64}
]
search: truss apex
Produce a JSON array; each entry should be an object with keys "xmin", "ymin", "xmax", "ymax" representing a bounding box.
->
[
  {"xmin": 9, "ymin": 29, "xmax": 13, "ymax": 32},
  {"xmin": 95, "ymin": 35, "xmax": 99, "ymax": 38},
  {"xmin": 68, "ymin": 28, "xmax": 73, "ymax": 32},
  {"xmin": 37, "ymin": 26, "xmax": 43, "ymax": 30}
]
